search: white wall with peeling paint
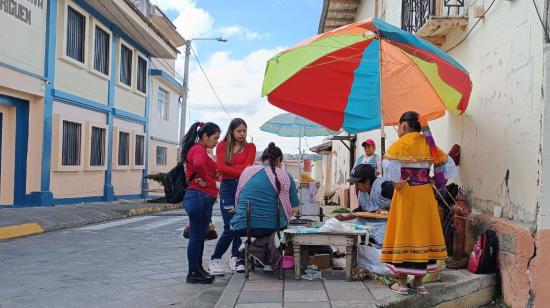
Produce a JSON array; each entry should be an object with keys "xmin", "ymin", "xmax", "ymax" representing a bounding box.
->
[{"xmin": 334, "ymin": 0, "xmax": 546, "ymax": 225}]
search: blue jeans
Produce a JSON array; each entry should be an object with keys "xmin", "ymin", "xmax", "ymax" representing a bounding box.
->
[
  {"xmin": 211, "ymin": 179, "xmax": 241, "ymax": 259},
  {"xmin": 183, "ymin": 189, "xmax": 216, "ymax": 272}
]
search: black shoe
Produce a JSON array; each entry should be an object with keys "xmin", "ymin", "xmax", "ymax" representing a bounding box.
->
[
  {"xmin": 186, "ymin": 271, "xmax": 214, "ymax": 284},
  {"xmin": 200, "ymin": 267, "xmax": 214, "ymax": 280}
]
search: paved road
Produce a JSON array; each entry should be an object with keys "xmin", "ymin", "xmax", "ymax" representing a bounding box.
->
[{"xmin": 0, "ymin": 208, "xmax": 232, "ymax": 308}]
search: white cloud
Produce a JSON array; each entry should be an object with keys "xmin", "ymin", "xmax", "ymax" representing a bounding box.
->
[
  {"xmin": 184, "ymin": 48, "xmax": 326, "ymax": 154},
  {"xmin": 152, "ymin": 0, "xmax": 213, "ymax": 39},
  {"xmin": 218, "ymin": 25, "xmax": 269, "ymax": 41},
  {"xmin": 152, "ymin": 0, "xmax": 324, "ymax": 153}
]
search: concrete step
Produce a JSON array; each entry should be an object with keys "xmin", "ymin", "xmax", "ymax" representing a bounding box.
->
[{"xmin": 366, "ymin": 269, "xmax": 495, "ymax": 308}]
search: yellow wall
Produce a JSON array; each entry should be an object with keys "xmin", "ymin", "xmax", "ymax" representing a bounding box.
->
[
  {"xmin": 0, "ymin": 105, "xmax": 16, "ymax": 205},
  {"xmin": 50, "ymin": 101, "xmax": 106, "ymax": 198},
  {"xmin": 0, "ymin": 83, "xmax": 44, "ymax": 197},
  {"xmin": 114, "ymin": 85, "xmax": 146, "ymax": 116},
  {"xmin": 112, "ymin": 118, "xmax": 144, "ymax": 196},
  {"xmin": 55, "ymin": 0, "xmax": 109, "ymax": 105},
  {"xmin": 147, "ymin": 140, "xmax": 177, "ymax": 189},
  {"xmin": 149, "ymin": 77, "xmax": 179, "ymax": 142},
  {"xmin": 0, "ymin": 0, "xmax": 47, "ymax": 76}
]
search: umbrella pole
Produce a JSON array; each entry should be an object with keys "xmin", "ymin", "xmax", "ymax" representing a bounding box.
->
[{"xmin": 378, "ymin": 37, "xmax": 386, "ymax": 175}]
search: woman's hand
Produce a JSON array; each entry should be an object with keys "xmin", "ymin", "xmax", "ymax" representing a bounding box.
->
[
  {"xmin": 393, "ymin": 180, "xmax": 407, "ymax": 190},
  {"xmin": 195, "ymin": 178, "xmax": 207, "ymax": 187}
]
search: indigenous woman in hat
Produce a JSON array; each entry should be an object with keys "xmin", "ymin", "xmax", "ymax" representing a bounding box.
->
[{"xmin": 381, "ymin": 111, "xmax": 457, "ymax": 295}]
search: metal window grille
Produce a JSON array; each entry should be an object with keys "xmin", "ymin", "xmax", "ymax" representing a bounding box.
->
[
  {"xmin": 156, "ymin": 146, "xmax": 167, "ymax": 165},
  {"xmin": 62, "ymin": 120, "xmax": 81, "ymax": 166},
  {"xmin": 118, "ymin": 132, "xmax": 130, "ymax": 166},
  {"xmin": 135, "ymin": 135, "xmax": 145, "ymax": 166},
  {"xmin": 402, "ymin": 0, "xmax": 465, "ymax": 33},
  {"xmin": 120, "ymin": 45, "xmax": 133, "ymax": 86},
  {"xmin": 93, "ymin": 26, "xmax": 110, "ymax": 75},
  {"xmin": 90, "ymin": 127, "xmax": 106, "ymax": 166},
  {"xmin": 137, "ymin": 57, "xmax": 147, "ymax": 93},
  {"xmin": 66, "ymin": 7, "xmax": 85, "ymax": 62},
  {"xmin": 158, "ymin": 88, "xmax": 168, "ymax": 120}
]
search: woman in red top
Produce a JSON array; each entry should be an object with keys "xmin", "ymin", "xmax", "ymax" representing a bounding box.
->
[
  {"xmin": 209, "ymin": 118, "xmax": 256, "ymax": 275},
  {"xmin": 181, "ymin": 121, "xmax": 221, "ymax": 284}
]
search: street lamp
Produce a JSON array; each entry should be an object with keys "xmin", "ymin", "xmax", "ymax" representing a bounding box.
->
[{"xmin": 179, "ymin": 37, "xmax": 227, "ymax": 140}]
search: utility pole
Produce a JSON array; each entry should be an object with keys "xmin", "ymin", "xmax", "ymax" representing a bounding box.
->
[
  {"xmin": 179, "ymin": 41, "xmax": 191, "ymax": 140},
  {"xmin": 178, "ymin": 37, "xmax": 227, "ymax": 141}
]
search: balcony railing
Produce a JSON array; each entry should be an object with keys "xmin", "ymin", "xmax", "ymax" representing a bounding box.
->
[{"xmin": 401, "ymin": 0, "xmax": 465, "ymax": 34}]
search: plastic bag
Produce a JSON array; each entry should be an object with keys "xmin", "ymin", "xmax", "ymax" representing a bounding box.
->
[
  {"xmin": 321, "ymin": 218, "xmax": 346, "ymax": 231},
  {"xmin": 301, "ymin": 268, "xmax": 324, "ymax": 280},
  {"xmin": 357, "ymin": 244, "xmax": 391, "ymax": 276}
]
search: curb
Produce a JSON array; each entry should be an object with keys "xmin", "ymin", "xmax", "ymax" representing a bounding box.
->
[
  {"xmin": 0, "ymin": 203, "xmax": 182, "ymax": 241},
  {"xmin": 215, "ymin": 273, "xmax": 245, "ymax": 308},
  {"xmin": 0, "ymin": 223, "xmax": 44, "ymax": 240}
]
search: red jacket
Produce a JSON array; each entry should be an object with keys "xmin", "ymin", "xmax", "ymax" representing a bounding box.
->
[
  {"xmin": 216, "ymin": 141, "xmax": 256, "ymax": 180},
  {"xmin": 186, "ymin": 143, "xmax": 218, "ymax": 197}
]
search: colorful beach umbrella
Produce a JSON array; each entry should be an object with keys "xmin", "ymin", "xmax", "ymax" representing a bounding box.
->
[
  {"xmin": 260, "ymin": 113, "xmax": 338, "ymax": 137},
  {"xmin": 261, "ymin": 18, "xmax": 472, "ymax": 134}
]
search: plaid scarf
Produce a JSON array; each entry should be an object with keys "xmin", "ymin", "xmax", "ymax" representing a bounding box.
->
[{"xmin": 235, "ymin": 165, "xmax": 293, "ymax": 220}]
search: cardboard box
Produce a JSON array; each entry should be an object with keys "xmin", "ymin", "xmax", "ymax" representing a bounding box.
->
[{"xmin": 308, "ymin": 254, "xmax": 331, "ymax": 269}]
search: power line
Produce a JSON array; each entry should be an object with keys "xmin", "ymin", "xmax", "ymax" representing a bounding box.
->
[
  {"xmin": 189, "ymin": 45, "xmax": 233, "ymax": 120},
  {"xmin": 445, "ymin": 0, "xmax": 498, "ymax": 53},
  {"xmin": 532, "ymin": 0, "xmax": 550, "ymax": 42}
]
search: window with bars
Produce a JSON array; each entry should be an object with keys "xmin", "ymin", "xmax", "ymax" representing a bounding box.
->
[
  {"xmin": 93, "ymin": 26, "xmax": 110, "ymax": 75},
  {"xmin": 66, "ymin": 7, "xmax": 85, "ymax": 63},
  {"xmin": 62, "ymin": 120, "xmax": 81, "ymax": 166},
  {"xmin": 135, "ymin": 135, "xmax": 145, "ymax": 166},
  {"xmin": 137, "ymin": 56, "xmax": 147, "ymax": 93},
  {"xmin": 158, "ymin": 88, "xmax": 168, "ymax": 120},
  {"xmin": 118, "ymin": 131, "xmax": 130, "ymax": 166},
  {"xmin": 120, "ymin": 45, "xmax": 133, "ymax": 86},
  {"xmin": 90, "ymin": 126, "xmax": 106, "ymax": 166},
  {"xmin": 156, "ymin": 146, "xmax": 167, "ymax": 165}
]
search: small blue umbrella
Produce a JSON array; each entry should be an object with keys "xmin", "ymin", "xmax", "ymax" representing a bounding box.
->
[{"xmin": 260, "ymin": 113, "xmax": 338, "ymax": 137}]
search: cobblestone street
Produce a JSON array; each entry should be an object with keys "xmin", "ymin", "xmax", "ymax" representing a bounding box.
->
[{"xmin": 0, "ymin": 209, "xmax": 230, "ymax": 308}]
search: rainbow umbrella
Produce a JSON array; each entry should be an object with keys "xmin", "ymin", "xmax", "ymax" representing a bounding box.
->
[{"xmin": 261, "ymin": 18, "xmax": 472, "ymax": 134}]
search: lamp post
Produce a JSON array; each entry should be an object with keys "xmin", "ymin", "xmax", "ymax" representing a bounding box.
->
[{"xmin": 179, "ymin": 37, "xmax": 227, "ymax": 140}]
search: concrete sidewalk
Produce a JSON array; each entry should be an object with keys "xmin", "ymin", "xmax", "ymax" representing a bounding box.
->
[
  {"xmin": 0, "ymin": 199, "xmax": 181, "ymax": 240},
  {"xmin": 215, "ymin": 268, "xmax": 496, "ymax": 308}
]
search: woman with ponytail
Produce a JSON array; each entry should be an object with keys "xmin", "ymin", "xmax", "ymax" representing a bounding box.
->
[
  {"xmin": 209, "ymin": 118, "xmax": 256, "ymax": 275},
  {"xmin": 181, "ymin": 121, "xmax": 221, "ymax": 284},
  {"xmin": 229, "ymin": 142, "xmax": 300, "ymax": 272},
  {"xmin": 381, "ymin": 111, "xmax": 457, "ymax": 295}
]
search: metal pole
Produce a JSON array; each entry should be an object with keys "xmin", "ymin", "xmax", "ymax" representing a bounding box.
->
[
  {"xmin": 179, "ymin": 40, "xmax": 191, "ymax": 140},
  {"xmin": 378, "ymin": 37, "xmax": 386, "ymax": 161}
]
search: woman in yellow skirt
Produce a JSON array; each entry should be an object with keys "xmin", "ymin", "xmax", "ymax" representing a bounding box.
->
[{"xmin": 381, "ymin": 111, "xmax": 457, "ymax": 295}]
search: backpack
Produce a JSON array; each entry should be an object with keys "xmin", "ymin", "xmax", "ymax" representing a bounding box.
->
[
  {"xmin": 164, "ymin": 163, "xmax": 193, "ymax": 204},
  {"xmin": 467, "ymin": 230, "xmax": 499, "ymax": 274}
]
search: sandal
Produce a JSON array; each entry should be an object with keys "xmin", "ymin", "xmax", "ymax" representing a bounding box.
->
[{"xmin": 389, "ymin": 282, "xmax": 409, "ymax": 295}]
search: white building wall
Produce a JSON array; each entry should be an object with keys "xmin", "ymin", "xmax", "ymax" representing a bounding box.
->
[
  {"xmin": 351, "ymin": 0, "xmax": 545, "ymax": 223},
  {"xmin": 0, "ymin": 0, "xmax": 47, "ymax": 76}
]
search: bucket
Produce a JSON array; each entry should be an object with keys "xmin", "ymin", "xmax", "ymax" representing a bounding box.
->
[{"xmin": 281, "ymin": 256, "xmax": 294, "ymax": 269}]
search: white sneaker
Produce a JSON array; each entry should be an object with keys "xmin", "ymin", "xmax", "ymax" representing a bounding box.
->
[
  {"xmin": 208, "ymin": 259, "xmax": 225, "ymax": 276},
  {"xmin": 263, "ymin": 265, "xmax": 274, "ymax": 272},
  {"xmin": 229, "ymin": 257, "xmax": 238, "ymax": 271},
  {"xmin": 235, "ymin": 260, "xmax": 246, "ymax": 273}
]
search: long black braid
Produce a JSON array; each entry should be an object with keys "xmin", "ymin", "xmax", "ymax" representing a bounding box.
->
[{"xmin": 261, "ymin": 142, "xmax": 283, "ymax": 195}]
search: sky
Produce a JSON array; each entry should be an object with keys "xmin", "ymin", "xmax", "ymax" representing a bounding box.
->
[{"xmin": 151, "ymin": 0, "xmax": 327, "ymax": 154}]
